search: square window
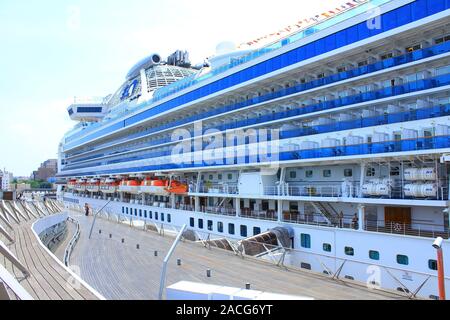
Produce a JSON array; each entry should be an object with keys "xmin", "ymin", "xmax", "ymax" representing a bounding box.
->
[
  {"xmin": 218, "ymin": 174, "xmax": 222, "ymax": 180},
  {"xmin": 345, "ymin": 247, "xmax": 354, "ymax": 256},
  {"xmin": 301, "ymin": 234, "xmax": 311, "ymax": 249},
  {"xmin": 323, "ymin": 243, "xmax": 332, "ymax": 252},
  {"xmin": 305, "ymin": 170, "xmax": 313, "ymax": 178},
  {"xmin": 209, "ymin": 175, "xmax": 213, "ymax": 180},
  {"xmin": 369, "ymin": 250, "xmax": 380, "ymax": 260},
  {"xmin": 366, "ymin": 168, "xmax": 376, "ymax": 177},
  {"xmin": 344, "ymin": 169, "xmax": 353, "ymax": 177},
  {"xmin": 323, "ymin": 170, "xmax": 331, "ymax": 178},
  {"xmin": 253, "ymin": 227, "xmax": 261, "ymax": 235},
  {"xmin": 397, "ymin": 255, "xmax": 409, "ymax": 265},
  {"xmin": 228, "ymin": 174, "xmax": 233, "ymax": 180},
  {"xmin": 289, "ymin": 171, "xmax": 297, "ymax": 179},
  {"xmin": 428, "ymin": 259, "xmax": 438, "ymax": 271}
]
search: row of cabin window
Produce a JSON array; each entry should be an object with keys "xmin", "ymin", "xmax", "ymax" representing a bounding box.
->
[
  {"xmin": 288, "ymin": 167, "xmax": 397, "ymax": 179},
  {"xmin": 121, "ymin": 207, "xmax": 172, "ymax": 223},
  {"xmin": 189, "ymin": 217, "xmax": 260, "ymax": 237},
  {"xmin": 288, "ymin": 169, "xmax": 353, "ymax": 179},
  {"xmin": 301, "ymin": 234, "xmax": 438, "ymax": 270}
]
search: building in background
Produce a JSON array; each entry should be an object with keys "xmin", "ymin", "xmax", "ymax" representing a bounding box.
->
[
  {"xmin": 0, "ymin": 170, "xmax": 14, "ymax": 191},
  {"xmin": 32, "ymin": 159, "xmax": 58, "ymax": 181}
]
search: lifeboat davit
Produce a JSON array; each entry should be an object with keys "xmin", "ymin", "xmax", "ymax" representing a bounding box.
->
[
  {"xmin": 140, "ymin": 178, "xmax": 169, "ymax": 195},
  {"xmin": 166, "ymin": 181, "xmax": 188, "ymax": 195},
  {"xmin": 119, "ymin": 179, "xmax": 141, "ymax": 194},
  {"xmin": 67, "ymin": 179, "xmax": 77, "ymax": 190},
  {"xmin": 100, "ymin": 178, "xmax": 120, "ymax": 194},
  {"xmin": 86, "ymin": 179, "xmax": 101, "ymax": 193},
  {"xmin": 75, "ymin": 179, "xmax": 87, "ymax": 192}
]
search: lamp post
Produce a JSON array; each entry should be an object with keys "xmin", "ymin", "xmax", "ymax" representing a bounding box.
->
[{"xmin": 432, "ymin": 237, "xmax": 446, "ymax": 300}]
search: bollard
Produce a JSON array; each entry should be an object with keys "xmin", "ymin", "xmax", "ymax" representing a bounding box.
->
[
  {"xmin": 206, "ymin": 269, "xmax": 211, "ymax": 278},
  {"xmin": 136, "ymin": 244, "xmax": 140, "ymax": 250},
  {"xmin": 177, "ymin": 259, "xmax": 182, "ymax": 266},
  {"xmin": 154, "ymin": 251, "xmax": 158, "ymax": 257},
  {"xmin": 245, "ymin": 283, "xmax": 251, "ymax": 290}
]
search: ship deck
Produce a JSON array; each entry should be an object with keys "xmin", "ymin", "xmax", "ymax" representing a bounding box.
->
[
  {"xmin": 68, "ymin": 211, "xmax": 408, "ymax": 300},
  {"xmin": 0, "ymin": 201, "xmax": 101, "ymax": 300}
]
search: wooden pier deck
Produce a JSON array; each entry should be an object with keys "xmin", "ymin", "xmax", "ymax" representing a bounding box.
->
[
  {"xmin": 0, "ymin": 200, "xmax": 102, "ymax": 300},
  {"xmin": 68, "ymin": 212, "xmax": 406, "ymax": 300}
]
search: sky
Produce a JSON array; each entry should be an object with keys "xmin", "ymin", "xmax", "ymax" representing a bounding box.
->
[{"xmin": 0, "ymin": 0, "xmax": 345, "ymax": 177}]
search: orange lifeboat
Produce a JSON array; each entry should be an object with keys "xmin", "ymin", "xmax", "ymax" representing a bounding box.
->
[
  {"xmin": 86, "ymin": 179, "xmax": 101, "ymax": 193},
  {"xmin": 166, "ymin": 180, "xmax": 188, "ymax": 195},
  {"xmin": 140, "ymin": 178, "xmax": 169, "ymax": 195},
  {"xmin": 75, "ymin": 179, "xmax": 87, "ymax": 192},
  {"xmin": 119, "ymin": 179, "xmax": 141, "ymax": 194},
  {"xmin": 67, "ymin": 179, "xmax": 77, "ymax": 190},
  {"xmin": 100, "ymin": 178, "xmax": 120, "ymax": 194}
]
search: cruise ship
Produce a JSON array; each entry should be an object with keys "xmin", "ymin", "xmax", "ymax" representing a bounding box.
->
[{"xmin": 57, "ymin": 0, "xmax": 450, "ymax": 300}]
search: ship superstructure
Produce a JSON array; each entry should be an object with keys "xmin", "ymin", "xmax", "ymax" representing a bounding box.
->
[{"xmin": 58, "ymin": 0, "xmax": 450, "ymax": 299}]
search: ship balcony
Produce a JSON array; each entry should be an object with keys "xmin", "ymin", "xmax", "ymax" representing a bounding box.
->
[
  {"xmin": 240, "ymin": 209, "xmax": 278, "ymax": 221},
  {"xmin": 364, "ymin": 220, "xmax": 449, "ymax": 239},
  {"xmin": 195, "ymin": 184, "xmax": 239, "ymax": 195},
  {"xmin": 199, "ymin": 206, "xmax": 236, "ymax": 217},
  {"xmin": 191, "ymin": 182, "xmax": 449, "ymax": 201}
]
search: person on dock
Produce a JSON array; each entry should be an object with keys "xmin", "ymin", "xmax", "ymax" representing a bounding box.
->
[{"xmin": 85, "ymin": 203, "xmax": 90, "ymax": 216}]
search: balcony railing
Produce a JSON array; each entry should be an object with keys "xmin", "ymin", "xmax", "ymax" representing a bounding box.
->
[
  {"xmin": 240, "ymin": 209, "xmax": 278, "ymax": 221},
  {"xmin": 365, "ymin": 221, "xmax": 450, "ymax": 239},
  {"xmin": 195, "ymin": 184, "xmax": 239, "ymax": 195},
  {"xmin": 200, "ymin": 206, "xmax": 236, "ymax": 216}
]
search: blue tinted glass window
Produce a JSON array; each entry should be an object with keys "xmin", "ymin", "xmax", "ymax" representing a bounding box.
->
[
  {"xmin": 208, "ymin": 220, "xmax": 213, "ymax": 231},
  {"xmin": 229, "ymin": 223, "xmax": 235, "ymax": 235},
  {"xmin": 198, "ymin": 219, "xmax": 204, "ymax": 229},
  {"xmin": 190, "ymin": 217, "xmax": 195, "ymax": 227},
  {"xmin": 301, "ymin": 234, "xmax": 311, "ymax": 249},
  {"xmin": 345, "ymin": 247, "xmax": 355, "ymax": 256},
  {"xmin": 428, "ymin": 259, "xmax": 438, "ymax": 270},
  {"xmin": 240, "ymin": 225, "xmax": 247, "ymax": 237},
  {"xmin": 253, "ymin": 227, "xmax": 261, "ymax": 236},
  {"xmin": 323, "ymin": 243, "xmax": 332, "ymax": 252},
  {"xmin": 369, "ymin": 250, "xmax": 380, "ymax": 260},
  {"xmin": 397, "ymin": 255, "xmax": 409, "ymax": 265}
]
